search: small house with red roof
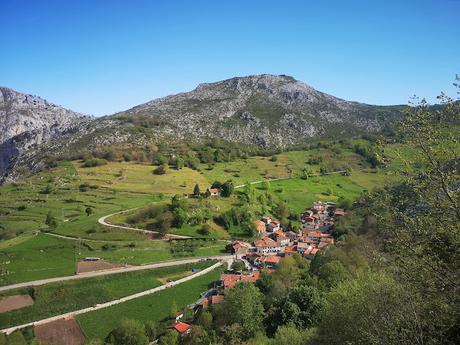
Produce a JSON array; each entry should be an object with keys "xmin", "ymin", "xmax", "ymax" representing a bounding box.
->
[
  {"xmin": 207, "ymin": 187, "xmax": 222, "ymax": 196},
  {"xmin": 169, "ymin": 321, "xmax": 192, "ymax": 335}
]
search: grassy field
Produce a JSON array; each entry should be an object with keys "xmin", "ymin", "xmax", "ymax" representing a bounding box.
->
[
  {"xmin": 0, "ymin": 261, "xmax": 216, "ymax": 329},
  {"xmin": 77, "ymin": 267, "xmax": 224, "ymax": 340},
  {"xmin": 74, "ymin": 161, "xmax": 209, "ymax": 195},
  {"xmin": 0, "ymin": 233, "xmax": 226, "ymax": 286}
]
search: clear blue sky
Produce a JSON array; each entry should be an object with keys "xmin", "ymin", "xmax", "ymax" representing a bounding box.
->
[{"xmin": 1, "ymin": 0, "xmax": 459, "ymax": 116}]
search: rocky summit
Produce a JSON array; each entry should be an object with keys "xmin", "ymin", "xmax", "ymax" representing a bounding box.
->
[{"xmin": 0, "ymin": 87, "xmax": 88, "ymax": 179}]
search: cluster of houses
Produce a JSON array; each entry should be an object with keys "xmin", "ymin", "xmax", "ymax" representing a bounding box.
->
[
  {"xmin": 235, "ymin": 201, "xmax": 345, "ymax": 261},
  {"xmin": 167, "ymin": 201, "xmax": 346, "ymax": 338}
]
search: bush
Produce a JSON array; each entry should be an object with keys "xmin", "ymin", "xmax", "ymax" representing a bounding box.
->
[
  {"xmin": 82, "ymin": 158, "xmax": 107, "ymax": 168},
  {"xmin": 153, "ymin": 165, "xmax": 166, "ymax": 175}
]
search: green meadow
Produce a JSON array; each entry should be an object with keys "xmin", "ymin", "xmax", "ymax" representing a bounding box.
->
[
  {"xmin": 0, "ymin": 261, "xmax": 216, "ymax": 329},
  {"xmin": 77, "ymin": 267, "xmax": 224, "ymax": 340}
]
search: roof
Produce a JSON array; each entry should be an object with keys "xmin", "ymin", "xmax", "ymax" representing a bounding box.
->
[
  {"xmin": 284, "ymin": 245, "xmax": 297, "ymax": 254},
  {"xmin": 255, "ymin": 240, "xmax": 280, "ymax": 248},
  {"xmin": 208, "ymin": 188, "xmax": 222, "ymax": 193},
  {"xmin": 254, "ymin": 220, "xmax": 266, "ymax": 232},
  {"xmin": 297, "ymin": 242, "xmax": 311, "ymax": 249},
  {"xmin": 211, "ymin": 295, "xmax": 224, "ymax": 305},
  {"xmin": 256, "ymin": 256, "xmax": 282, "ymax": 264},
  {"xmin": 335, "ymin": 208, "xmax": 345, "ymax": 216},
  {"xmin": 169, "ymin": 322, "xmax": 192, "ymax": 334},
  {"xmin": 220, "ymin": 272, "xmax": 260, "ymax": 288},
  {"xmin": 274, "ymin": 232, "xmax": 287, "ymax": 239},
  {"xmin": 307, "ymin": 231, "xmax": 322, "ymax": 238}
]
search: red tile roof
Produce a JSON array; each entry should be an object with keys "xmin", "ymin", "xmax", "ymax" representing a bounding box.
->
[
  {"xmin": 220, "ymin": 272, "xmax": 260, "ymax": 288},
  {"xmin": 169, "ymin": 322, "xmax": 192, "ymax": 334},
  {"xmin": 255, "ymin": 240, "xmax": 280, "ymax": 248},
  {"xmin": 256, "ymin": 256, "xmax": 282, "ymax": 264}
]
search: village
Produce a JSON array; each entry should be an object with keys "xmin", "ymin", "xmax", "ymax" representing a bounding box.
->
[{"xmin": 167, "ymin": 200, "xmax": 346, "ymax": 337}]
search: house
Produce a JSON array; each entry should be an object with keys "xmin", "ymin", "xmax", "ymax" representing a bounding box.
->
[
  {"xmin": 231, "ymin": 241, "xmax": 251, "ymax": 255},
  {"xmin": 296, "ymin": 242, "xmax": 312, "ymax": 255},
  {"xmin": 284, "ymin": 245, "xmax": 297, "ymax": 255},
  {"xmin": 255, "ymin": 239, "xmax": 282, "ymax": 255},
  {"xmin": 175, "ymin": 311, "xmax": 184, "ymax": 322},
  {"xmin": 255, "ymin": 255, "xmax": 282, "ymax": 268},
  {"xmin": 208, "ymin": 187, "xmax": 222, "ymax": 196},
  {"xmin": 285, "ymin": 230, "xmax": 298, "ymax": 242},
  {"xmin": 306, "ymin": 230, "xmax": 322, "ymax": 243},
  {"xmin": 273, "ymin": 232, "xmax": 290, "ymax": 246},
  {"xmin": 334, "ymin": 208, "xmax": 345, "ymax": 217},
  {"xmin": 305, "ymin": 247, "xmax": 319, "ymax": 259},
  {"xmin": 220, "ymin": 271, "xmax": 260, "ymax": 289},
  {"xmin": 266, "ymin": 220, "xmax": 281, "ymax": 232},
  {"xmin": 169, "ymin": 321, "xmax": 192, "ymax": 335},
  {"xmin": 254, "ymin": 220, "xmax": 266, "ymax": 234}
]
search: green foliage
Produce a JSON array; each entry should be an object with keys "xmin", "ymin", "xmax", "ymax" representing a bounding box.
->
[
  {"xmin": 82, "ymin": 158, "xmax": 108, "ymax": 168},
  {"xmin": 104, "ymin": 319, "xmax": 148, "ymax": 345},
  {"xmin": 218, "ymin": 282, "xmax": 264, "ymax": 340},
  {"xmin": 193, "ymin": 184, "xmax": 201, "ymax": 197},
  {"xmin": 153, "ymin": 165, "xmax": 167, "ymax": 175},
  {"xmin": 158, "ymin": 329, "xmax": 179, "ymax": 345},
  {"xmin": 221, "ymin": 181, "xmax": 234, "ymax": 197}
]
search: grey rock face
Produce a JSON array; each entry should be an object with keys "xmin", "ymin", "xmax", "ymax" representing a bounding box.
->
[{"xmin": 0, "ymin": 87, "xmax": 88, "ymax": 180}]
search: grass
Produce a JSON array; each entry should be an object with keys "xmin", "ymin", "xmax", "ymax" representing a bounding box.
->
[
  {"xmin": 77, "ymin": 267, "xmax": 224, "ymax": 340},
  {"xmin": 74, "ymin": 161, "xmax": 209, "ymax": 195},
  {"xmin": 0, "ymin": 261, "xmax": 216, "ymax": 329},
  {"xmin": 0, "ymin": 234, "xmax": 227, "ymax": 286}
]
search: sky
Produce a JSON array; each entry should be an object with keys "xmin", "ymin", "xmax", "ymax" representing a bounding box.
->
[{"xmin": 1, "ymin": 0, "xmax": 459, "ymax": 116}]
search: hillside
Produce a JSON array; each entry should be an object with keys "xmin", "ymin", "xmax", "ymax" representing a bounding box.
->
[
  {"xmin": 0, "ymin": 75, "xmax": 404, "ymax": 182},
  {"xmin": 115, "ymin": 74, "xmax": 403, "ymax": 146},
  {"xmin": 0, "ymin": 87, "xmax": 88, "ymax": 180}
]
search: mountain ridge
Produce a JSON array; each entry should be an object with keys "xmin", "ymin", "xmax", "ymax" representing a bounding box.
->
[{"xmin": 0, "ymin": 75, "xmax": 405, "ymax": 182}]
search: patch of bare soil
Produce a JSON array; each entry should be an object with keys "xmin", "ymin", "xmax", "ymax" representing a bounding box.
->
[
  {"xmin": 35, "ymin": 318, "xmax": 86, "ymax": 345},
  {"xmin": 77, "ymin": 260, "xmax": 124, "ymax": 273},
  {"xmin": 0, "ymin": 294, "xmax": 34, "ymax": 313}
]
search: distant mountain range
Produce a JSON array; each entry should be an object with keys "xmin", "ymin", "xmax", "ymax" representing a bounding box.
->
[{"xmin": 0, "ymin": 75, "xmax": 405, "ymax": 182}]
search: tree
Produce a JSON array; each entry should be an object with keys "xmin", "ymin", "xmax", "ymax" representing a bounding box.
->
[
  {"xmin": 199, "ymin": 223, "xmax": 211, "ymax": 235},
  {"xmin": 172, "ymin": 207, "xmax": 188, "ymax": 228},
  {"xmin": 153, "ymin": 165, "xmax": 167, "ymax": 175},
  {"xmin": 169, "ymin": 300, "xmax": 178, "ymax": 319},
  {"xmin": 104, "ymin": 319, "xmax": 148, "ymax": 345},
  {"xmin": 158, "ymin": 329, "xmax": 179, "ymax": 345},
  {"xmin": 317, "ymin": 260, "xmax": 350, "ymax": 289},
  {"xmin": 144, "ymin": 321, "xmax": 159, "ymax": 342},
  {"xmin": 196, "ymin": 311, "xmax": 213, "ymax": 330},
  {"xmin": 231, "ymin": 260, "xmax": 246, "ymax": 272},
  {"xmin": 193, "ymin": 184, "xmax": 201, "ymax": 197},
  {"xmin": 45, "ymin": 211, "xmax": 57, "ymax": 228},
  {"xmin": 85, "ymin": 207, "xmax": 93, "ymax": 216},
  {"xmin": 270, "ymin": 155, "xmax": 278, "ymax": 162},
  {"xmin": 273, "ymin": 325, "xmax": 314, "ymax": 345},
  {"xmin": 218, "ymin": 282, "xmax": 264, "ymax": 340},
  {"xmin": 221, "ymin": 181, "xmax": 234, "ymax": 197},
  {"xmin": 157, "ymin": 211, "xmax": 173, "ymax": 235},
  {"xmin": 175, "ymin": 157, "xmax": 185, "ymax": 170},
  {"xmin": 275, "ymin": 202, "xmax": 289, "ymax": 220},
  {"xmin": 182, "ymin": 326, "xmax": 215, "ymax": 345}
]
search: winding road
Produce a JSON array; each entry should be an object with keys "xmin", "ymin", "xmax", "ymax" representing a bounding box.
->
[{"xmin": 98, "ymin": 209, "xmax": 191, "ymax": 239}]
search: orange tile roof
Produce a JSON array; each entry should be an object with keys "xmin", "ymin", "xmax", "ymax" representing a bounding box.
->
[
  {"xmin": 256, "ymin": 256, "xmax": 282, "ymax": 264},
  {"xmin": 255, "ymin": 240, "xmax": 280, "ymax": 248},
  {"xmin": 169, "ymin": 321, "xmax": 191, "ymax": 334}
]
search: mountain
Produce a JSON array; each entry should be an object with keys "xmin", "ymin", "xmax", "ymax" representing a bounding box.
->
[
  {"xmin": 115, "ymin": 74, "xmax": 403, "ymax": 147},
  {"xmin": 0, "ymin": 75, "xmax": 405, "ymax": 182},
  {"xmin": 0, "ymin": 87, "xmax": 88, "ymax": 179}
]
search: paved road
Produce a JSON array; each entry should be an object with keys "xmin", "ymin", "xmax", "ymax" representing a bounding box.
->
[
  {"xmin": 0, "ymin": 255, "xmax": 233, "ymax": 293},
  {"xmin": 1, "ymin": 259, "xmax": 230, "ymax": 335},
  {"xmin": 98, "ymin": 210, "xmax": 191, "ymax": 239}
]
